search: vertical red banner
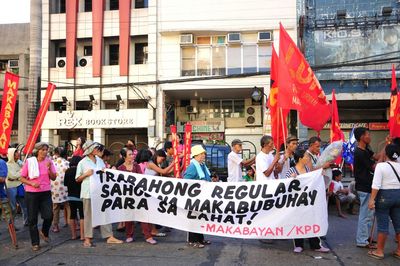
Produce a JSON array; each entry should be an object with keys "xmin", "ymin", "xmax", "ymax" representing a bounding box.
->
[
  {"xmin": 66, "ymin": 0, "xmax": 78, "ymax": 79},
  {"xmin": 170, "ymin": 125, "xmax": 180, "ymax": 178},
  {"xmin": 92, "ymin": 0, "xmax": 105, "ymax": 77},
  {"xmin": 0, "ymin": 72, "xmax": 19, "ymax": 155},
  {"xmin": 183, "ymin": 124, "xmax": 192, "ymax": 172},
  {"xmin": 119, "ymin": 0, "xmax": 131, "ymax": 76},
  {"xmin": 23, "ymin": 83, "xmax": 56, "ymax": 155}
]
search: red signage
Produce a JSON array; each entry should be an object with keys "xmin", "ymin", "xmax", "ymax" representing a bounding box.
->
[
  {"xmin": 0, "ymin": 72, "xmax": 19, "ymax": 154},
  {"xmin": 369, "ymin": 122, "xmax": 389, "ymax": 131},
  {"xmin": 183, "ymin": 124, "xmax": 192, "ymax": 172},
  {"xmin": 170, "ymin": 125, "xmax": 180, "ymax": 178}
]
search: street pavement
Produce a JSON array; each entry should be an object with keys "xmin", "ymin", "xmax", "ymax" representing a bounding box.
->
[{"xmin": 0, "ymin": 205, "xmax": 399, "ymax": 266}]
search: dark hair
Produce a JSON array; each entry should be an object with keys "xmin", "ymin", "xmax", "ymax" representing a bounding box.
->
[
  {"xmin": 77, "ymin": 137, "xmax": 86, "ymax": 147},
  {"xmin": 102, "ymin": 149, "xmax": 113, "ymax": 157},
  {"xmin": 332, "ymin": 169, "xmax": 342, "ymax": 179},
  {"xmin": 293, "ymin": 149, "xmax": 306, "ymax": 163},
  {"xmin": 245, "ymin": 166, "xmax": 254, "ymax": 171},
  {"xmin": 392, "ymin": 137, "xmax": 400, "ymax": 147},
  {"xmin": 164, "ymin": 141, "xmax": 173, "ymax": 151},
  {"xmin": 354, "ymin": 127, "xmax": 368, "ymax": 142},
  {"xmin": 54, "ymin": 146, "xmax": 67, "ymax": 159},
  {"xmin": 385, "ymin": 144, "xmax": 400, "ymax": 161},
  {"xmin": 135, "ymin": 149, "xmax": 153, "ymax": 164},
  {"xmin": 69, "ymin": 156, "xmax": 82, "ymax": 167},
  {"xmin": 120, "ymin": 147, "xmax": 128, "ymax": 158},
  {"xmin": 260, "ymin": 135, "xmax": 273, "ymax": 148},
  {"xmin": 97, "ymin": 144, "xmax": 105, "ymax": 153},
  {"xmin": 308, "ymin": 136, "xmax": 321, "ymax": 146},
  {"xmin": 152, "ymin": 149, "xmax": 167, "ymax": 163}
]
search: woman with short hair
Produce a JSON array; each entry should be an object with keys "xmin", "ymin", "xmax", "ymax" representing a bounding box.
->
[{"xmin": 20, "ymin": 142, "xmax": 57, "ymax": 251}]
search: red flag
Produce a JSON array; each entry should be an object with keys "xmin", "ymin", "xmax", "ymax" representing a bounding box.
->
[
  {"xmin": 330, "ymin": 89, "xmax": 344, "ymax": 142},
  {"xmin": 268, "ymin": 46, "xmax": 288, "ymax": 149},
  {"xmin": 23, "ymin": 83, "xmax": 56, "ymax": 155},
  {"xmin": 278, "ymin": 23, "xmax": 331, "ymax": 131},
  {"xmin": 170, "ymin": 125, "xmax": 180, "ymax": 178},
  {"xmin": 0, "ymin": 72, "xmax": 19, "ymax": 155},
  {"xmin": 182, "ymin": 124, "xmax": 192, "ymax": 173},
  {"xmin": 389, "ymin": 64, "xmax": 400, "ymax": 138}
]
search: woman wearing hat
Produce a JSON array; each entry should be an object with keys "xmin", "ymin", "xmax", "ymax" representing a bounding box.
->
[
  {"xmin": 20, "ymin": 142, "xmax": 57, "ymax": 251},
  {"xmin": 367, "ymin": 144, "xmax": 400, "ymax": 260},
  {"xmin": 75, "ymin": 140, "xmax": 122, "ymax": 247},
  {"xmin": 183, "ymin": 145, "xmax": 211, "ymax": 248}
]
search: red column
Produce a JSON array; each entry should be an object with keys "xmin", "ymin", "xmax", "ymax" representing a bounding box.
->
[
  {"xmin": 66, "ymin": 0, "xmax": 79, "ymax": 79},
  {"xmin": 92, "ymin": 0, "xmax": 105, "ymax": 77},
  {"xmin": 119, "ymin": 0, "xmax": 131, "ymax": 76}
]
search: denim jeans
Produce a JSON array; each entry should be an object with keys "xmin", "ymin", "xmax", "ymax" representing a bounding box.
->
[
  {"xmin": 356, "ymin": 191, "xmax": 375, "ymax": 246},
  {"xmin": 7, "ymin": 186, "xmax": 28, "ymax": 225},
  {"xmin": 375, "ymin": 189, "xmax": 400, "ymax": 234}
]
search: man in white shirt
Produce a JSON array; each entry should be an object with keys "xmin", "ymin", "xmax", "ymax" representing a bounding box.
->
[
  {"xmin": 276, "ymin": 135, "xmax": 299, "ymax": 179},
  {"xmin": 227, "ymin": 139, "xmax": 256, "ymax": 182},
  {"xmin": 256, "ymin": 135, "xmax": 280, "ymax": 181}
]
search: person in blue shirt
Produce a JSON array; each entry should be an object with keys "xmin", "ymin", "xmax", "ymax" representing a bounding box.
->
[{"xmin": 183, "ymin": 145, "xmax": 211, "ymax": 248}]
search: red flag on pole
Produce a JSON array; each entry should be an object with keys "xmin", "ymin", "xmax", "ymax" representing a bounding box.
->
[
  {"xmin": 268, "ymin": 46, "xmax": 288, "ymax": 149},
  {"xmin": 330, "ymin": 89, "xmax": 344, "ymax": 142},
  {"xmin": 389, "ymin": 64, "xmax": 400, "ymax": 138},
  {"xmin": 0, "ymin": 72, "xmax": 19, "ymax": 155},
  {"xmin": 278, "ymin": 23, "xmax": 331, "ymax": 131},
  {"xmin": 170, "ymin": 125, "xmax": 180, "ymax": 178},
  {"xmin": 23, "ymin": 83, "xmax": 56, "ymax": 155},
  {"xmin": 183, "ymin": 124, "xmax": 192, "ymax": 173}
]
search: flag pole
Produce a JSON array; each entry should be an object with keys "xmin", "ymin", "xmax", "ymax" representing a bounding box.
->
[
  {"xmin": 280, "ymin": 108, "xmax": 287, "ymax": 150},
  {"xmin": 276, "ymin": 106, "xmax": 280, "ymax": 151}
]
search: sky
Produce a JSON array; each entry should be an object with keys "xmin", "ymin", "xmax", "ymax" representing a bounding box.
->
[{"xmin": 0, "ymin": 0, "xmax": 30, "ymax": 24}]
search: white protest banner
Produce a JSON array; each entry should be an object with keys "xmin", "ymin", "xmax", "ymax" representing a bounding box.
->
[{"xmin": 90, "ymin": 169, "xmax": 328, "ymax": 239}]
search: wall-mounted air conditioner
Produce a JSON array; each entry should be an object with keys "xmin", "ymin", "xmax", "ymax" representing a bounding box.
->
[
  {"xmin": 180, "ymin": 34, "xmax": 193, "ymax": 44},
  {"xmin": 258, "ymin": 31, "xmax": 273, "ymax": 42},
  {"xmin": 186, "ymin": 105, "xmax": 198, "ymax": 114},
  {"xmin": 245, "ymin": 105, "xmax": 262, "ymax": 126},
  {"xmin": 8, "ymin": 60, "xmax": 19, "ymax": 68},
  {"xmin": 56, "ymin": 57, "xmax": 66, "ymax": 68},
  {"xmin": 227, "ymin": 33, "xmax": 241, "ymax": 43},
  {"xmin": 78, "ymin": 56, "xmax": 92, "ymax": 67}
]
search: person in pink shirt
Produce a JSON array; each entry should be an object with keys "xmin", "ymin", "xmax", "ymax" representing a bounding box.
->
[{"xmin": 20, "ymin": 142, "xmax": 56, "ymax": 251}]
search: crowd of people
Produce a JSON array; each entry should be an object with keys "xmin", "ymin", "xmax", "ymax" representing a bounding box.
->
[{"xmin": 0, "ymin": 128, "xmax": 399, "ymax": 260}]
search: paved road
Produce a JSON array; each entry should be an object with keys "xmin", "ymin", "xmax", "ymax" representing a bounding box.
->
[{"xmin": 0, "ymin": 206, "xmax": 398, "ymax": 266}]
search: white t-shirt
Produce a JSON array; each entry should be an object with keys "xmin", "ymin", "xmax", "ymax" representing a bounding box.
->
[
  {"xmin": 331, "ymin": 180, "xmax": 344, "ymax": 193},
  {"xmin": 227, "ymin": 151, "xmax": 243, "ymax": 182},
  {"xmin": 256, "ymin": 151, "xmax": 275, "ymax": 181},
  {"xmin": 372, "ymin": 161, "xmax": 400, "ymax": 190}
]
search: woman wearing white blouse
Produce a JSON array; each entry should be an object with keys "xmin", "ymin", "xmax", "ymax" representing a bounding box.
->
[{"xmin": 368, "ymin": 144, "xmax": 400, "ymax": 260}]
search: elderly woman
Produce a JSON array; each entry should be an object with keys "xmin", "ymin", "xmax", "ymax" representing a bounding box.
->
[
  {"xmin": 368, "ymin": 144, "xmax": 400, "ymax": 260},
  {"xmin": 75, "ymin": 140, "xmax": 122, "ymax": 248},
  {"xmin": 183, "ymin": 145, "xmax": 211, "ymax": 248},
  {"xmin": 20, "ymin": 142, "xmax": 56, "ymax": 251}
]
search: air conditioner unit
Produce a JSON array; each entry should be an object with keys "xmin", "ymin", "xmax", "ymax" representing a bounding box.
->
[
  {"xmin": 227, "ymin": 33, "xmax": 241, "ymax": 43},
  {"xmin": 8, "ymin": 60, "xmax": 19, "ymax": 68},
  {"xmin": 186, "ymin": 105, "xmax": 198, "ymax": 114},
  {"xmin": 78, "ymin": 56, "xmax": 92, "ymax": 67},
  {"xmin": 180, "ymin": 34, "xmax": 193, "ymax": 44},
  {"xmin": 245, "ymin": 105, "xmax": 262, "ymax": 126},
  {"xmin": 56, "ymin": 57, "xmax": 66, "ymax": 68},
  {"xmin": 258, "ymin": 31, "xmax": 273, "ymax": 42}
]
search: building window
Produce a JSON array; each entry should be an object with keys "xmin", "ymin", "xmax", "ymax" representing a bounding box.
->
[
  {"xmin": 134, "ymin": 43, "xmax": 148, "ymax": 64},
  {"xmin": 109, "ymin": 0, "xmax": 119, "ymax": 10},
  {"xmin": 51, "ymin": 0, "xmax": 66, "ymax": 14},
  {"xmin": 197, "ymin": 47, "xmax": 211, "ymax": 76},
  {"xmin": 243, "ymin": 45, "xmax": 257, "ymax": 73},
  {"xmin": 109, "ymin": 44, "xmax": 119, "ymax": 65},
  {"xmin": 258, "ymin": 44, "xmax": 271, "ymax": 72},
  {"xmin": 134, "ymin": 0, "xmax": 148, "ymax": 8},
  {"xmin": 227, "ymin": 46, "xmax": 241, "ymax": 75},
  {"xmin": 212, "ymin": 46, "xmax": 226, "ymax": 76},
  {"xmin": 84, "ymin": 0, "xmax": 92, "ymax": 12},
  {"xmin": 84, "ymin": 46, "xmax": 92, "ymax": 56},
  {"xmin": 181, "ymin": 47, "xmax": 195, "ymax": 76}
]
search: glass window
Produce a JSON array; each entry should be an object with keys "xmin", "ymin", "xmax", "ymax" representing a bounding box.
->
[
  {"xmin": 59, "ymin": 47, "xmax": 66, "ymax": 57},
  {"xmin": 197, "ymin": 37, "xmax": 211, "ymax": 45},
  {"xmin": 109, "ymin": 44, "xmax": 119, "ymax": 65},
  {"xmin": 181, "ymin": 47, "xmax": 195, "ymax": 76},
  {"xmin": 221, "ymin": 100, "xmax": 233, "ymax": 118},
  {"xmin": 135, "ymin": 0, "xmax": 148, "ymax": 8},
  {"xmin": 197, "ymin": 47, "xmax": 211, "ymax": 76},
  {"xmin": 84, "ymin": 46, "xmax": 92, "ymax": 56},
  {"xmin": 258, "ymin": 44, "xmax": 272, "ymax": 72},
  {"xmin": 227, "ymin": 46, "xmax": 241, "ymax": 75},
  {"xmin": 213, "ymin": 36, "xmax": 226, "ymax": 44},
  {"xmin": 210, "ymin": 100, "xmax": 221, "ymax": 118},
  {"xmin": 135, "ymin": 43, "xmax": 148, "ymax": 64},
  {"xmin": 109, "ymin": 0, "xmax": 119, "ymax": 10},
  {"xmin": 243, "ymin": 45, "xmax": 257, "ymax": 73},
  {"xmin": 84, "ymin": 0, "xmax": 92, "ymax": 12},
  {"xmin": 212, "ymin": 46, "xmax": 226, "ymax": 76},
  {"xmin": 233, "ymin": 100, "xmax": 245, "ymax": 117}
]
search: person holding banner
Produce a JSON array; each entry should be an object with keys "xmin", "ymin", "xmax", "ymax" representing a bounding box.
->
[
  {"xmin": 20, "ymin": 142, "xmax": 57, "ymax": 251},
  {"xmin": 367, "ymin": 144, "xmax": 400, "ymax": 260},
  {"xmin": 255, "ymin": 135, "xmax": 281, "ymax": 181},
  {"xmin": 184, "ymin": 145, "xmax": 211, "ymax": 248},
  {"xmin": 227, "ymin": 139, "xmax": 255, "ymax": 182},
  {"xmin": 285, "ymin": 149, "xmax": 330, "ymax": 253},
  {"xmin": 277, "ymin": 135, "xmax": 299, "ymax": 179},
  {"xmin": 117, "ymin": 148, "xmax": 157, "ymax": 245},
  {"xmin": 75, "ymin": 141, "xmax": 123, "ymax": 247}
]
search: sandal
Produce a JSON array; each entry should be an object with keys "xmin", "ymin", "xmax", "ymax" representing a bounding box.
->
[
  {"xmin": 83, "ymin": 242, "xmax": 96, "ymax": 248},
  {"xmin": 151, "ymin": 232, "xmax": 167, "ymax": 237},
  {"xmin": 368, "ymin": 250, "xmax": 384, "ymax": 260},
  {"xmin": 393, "ymin": 252, "xmax": 400, "ymax": 259},
  {"xmin": 39, "ymin": 231, "xmax": 50, "ymax": 243},
  {"xmin": 32, "ymin": 245, "xmax": 40, "ymax": 251},
  {"xmin": 188, "ymin": 242, "xmax": 205, "ymax": 248},
  {"xmin": 357, "ymin": 243, "xmax": 377, "ymax": 249}
]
